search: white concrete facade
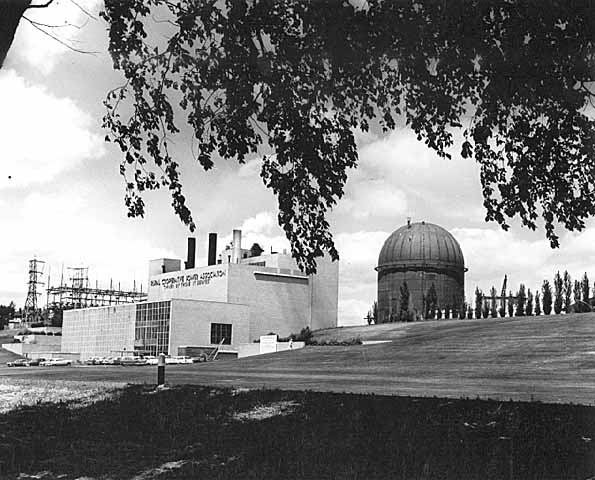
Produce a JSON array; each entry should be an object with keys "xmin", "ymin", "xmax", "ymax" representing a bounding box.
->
[
  {"xmin": 147, "ymin": 253, "xmax": 338, "ymax": 337},
  {"xmin": 62, "ymin": 244, "xmax": 339, "ymax": 360},
  {"xmin": 62, "ymin": 304, "xmax": 136, "ymax": 359},
  {"xmin": 169, "ymin": 299, "xmax": 250, "ymax": 352}
]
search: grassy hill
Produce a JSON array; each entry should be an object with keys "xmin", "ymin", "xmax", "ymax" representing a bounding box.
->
[
  {"xmin": 4, "ymin": 313, "xmax": 595, "ymax": 404},
  {"xmin": 195, "ymin": 312, "xmax": 595, "ymax": 404}
]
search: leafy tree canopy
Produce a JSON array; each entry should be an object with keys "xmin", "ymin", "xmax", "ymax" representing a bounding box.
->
[{"xmin": 96, "ymin": 1, "xmax": 592, "ymax": 273}]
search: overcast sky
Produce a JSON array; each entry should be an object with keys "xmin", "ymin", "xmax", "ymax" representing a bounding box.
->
[{"xmin": 1, "ymin": 1, "xmax": 594, "ymax": 325}]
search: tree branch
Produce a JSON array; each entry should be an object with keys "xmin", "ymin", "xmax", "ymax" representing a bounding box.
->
[
  {"xmin": 22, "ymin": 16, "xmax": 98, "ymax": 55},
  {"xmin": 67, "ymin": 0, "xmax": 97, "ymax": 20},
  {"xmin": 26, "ymin": 0, "xmax": 55, "ymax": 9}
]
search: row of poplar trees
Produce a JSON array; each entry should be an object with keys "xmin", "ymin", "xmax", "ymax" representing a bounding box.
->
[
  {"xmin": 475, "ymin": 271, "xmax": 592, "ymax": 319},
  {"xmin": 366, "ymin": 271, "xmax": 593, "ymax": 324}
]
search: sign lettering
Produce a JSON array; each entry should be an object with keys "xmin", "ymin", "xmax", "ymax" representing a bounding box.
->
[{"xmin": 150, "ymin": 269, "xmax": 226, "ymax": 289}]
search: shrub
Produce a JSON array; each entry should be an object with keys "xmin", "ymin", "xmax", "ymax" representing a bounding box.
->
[
  {"xmin": 309, "ymin": 338, "xmax": 363, "ymax": 346},
  {"xmin": 278, "ymin": 327, "xmax": 313, "ymax": 344}
]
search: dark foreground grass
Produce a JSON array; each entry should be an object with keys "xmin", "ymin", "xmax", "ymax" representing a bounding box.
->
[{"xmin": 2, "ymin": 384, "xmax": 595, "ymax": 480}]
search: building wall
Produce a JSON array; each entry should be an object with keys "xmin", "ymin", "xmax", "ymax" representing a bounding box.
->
[
  {"xmin": 309, "ymin": 255, "xmax": 340, "ymax": 331},
  {"xmin": 147, "ymin": 264, "xmax": 229, "ymax": 302},
  {"xmin": 227, "ymin": 264, "xmax": 312, "ymax": 340},
  {"xmin": 377, "ymin": 269, "xmax": 464, "ymax": 322},
  {"xmin": 62, "ymin": 304, "xmax": 136, "ymax": 359},
  {"xmin": 169, "ymin": 299, "xmax": 250, "ymax": 353},
  {"xmin": 147, "ymin": 252, "xmax": 338, "ymax": 336}
]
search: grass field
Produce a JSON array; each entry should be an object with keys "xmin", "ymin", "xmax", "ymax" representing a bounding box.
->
[
  {"xmin": 2, "ymin": 313, "xmax": 594, "ymax": 404},
  {"xmin": 2, "ymin": 315, "xmax": 595, "ymax": 478},
  {"xmin": 2, "ymin": 383, "xmax": 594, "ymax": 479},
  {"xmin": 0, "ymin": 378, "xmax": 124, "ymax": 414}
]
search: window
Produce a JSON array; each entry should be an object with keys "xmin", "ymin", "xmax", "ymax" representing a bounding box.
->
[{"xmin": 211, "ymin": 323, "xmax": 232, "ymax": 345}]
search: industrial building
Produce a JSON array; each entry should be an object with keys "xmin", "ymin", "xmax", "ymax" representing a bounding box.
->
[
  {"xmin": 376, "ymin": 220, "xmax": 466, "ymax": 322},
  {"xmin": 61, "ymin": 230, "xmax": 339, "ymax": 360}
]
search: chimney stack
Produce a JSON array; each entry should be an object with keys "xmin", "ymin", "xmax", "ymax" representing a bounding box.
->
[
  {"xmin": 185, "ymin": 237, "xmax": 196, "ymax": 269},
  {"xmin": 208, "ymin": 233, "xmax": 217, "ymax": 266},
  {"xmin": 232, "ymin": 229, "xmax": 242, "ymax": 264}
]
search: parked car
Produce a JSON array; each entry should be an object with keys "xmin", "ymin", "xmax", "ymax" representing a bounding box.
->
[
  {"xmin": 7, "ymin": 359, "xmax": 29, "ymax": 367},
  {"xmin": 165, "ymin": 356, "xmax": 193, "ymax": 364},
  {"xmin": 118, "ymin": 357, "xmax": 147, "ymax": 366},
  {"xmin": 144, "ymin": 356, "xmax": 159, "ymax": 365},
  {"xmin": 40, "ymin": 358, "xmax": 72, "ymax": 367},
  {"xmin": 100, "ymin": 357, "xmax": 118, "ymax": 365}
]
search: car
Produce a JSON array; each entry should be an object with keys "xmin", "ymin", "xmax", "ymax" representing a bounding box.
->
[
  {"xmin": 164, "ymin": 356, "xmax": 193, "ymax": 364},
  {"xmin": 145, "ymin": 356, "xmax": 159, "ymax": 365},
  {"xmin": 26, "ymin": 358, "xmax": 40, "ymax": 367},
  {"xmin": 40, "ymin": 358, "xmax": 72, "ymax": 367},
  {"xmin": 100, "ymin": 357, "xmax": 118, "ymax": 365},
  {"xmin": 177, "ymin": 356, "xmax": 194, "ymax": 364},
  {"xmin": 118, "ymin": 357, "xmax": 147, "ymax": 366},
  {"xmin": 7, "ymin": 359, "xmax": 29, "ymax": 367},
  {"xmin": 165, "ymin": 356, "xmax": 193, "ymax": 364}
]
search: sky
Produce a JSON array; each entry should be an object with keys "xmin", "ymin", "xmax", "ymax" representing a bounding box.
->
[{"xmin": 1, "ymin": 1, "xmax": 594, "ymax": 325}]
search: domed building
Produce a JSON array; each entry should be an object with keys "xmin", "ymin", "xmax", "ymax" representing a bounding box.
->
[{"xmin": 376, "ymin": 220, "xmax": 466, "ymax": 322}]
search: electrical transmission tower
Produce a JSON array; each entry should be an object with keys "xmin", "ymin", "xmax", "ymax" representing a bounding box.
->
[{"xmin": 24, "ymin": 258, "xmax": 45, "ymax": 325}]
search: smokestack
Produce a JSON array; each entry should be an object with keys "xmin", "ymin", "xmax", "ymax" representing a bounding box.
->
[
  {"xmin": 185, "ymin": 237, "xmax": 196, "ymax": 269},
  {"xmin": 208, "ymin": 233, "xmax": 217, "ymax": 266},
  {"xmin": 232, "ymin": 229, "xmax": 242, "ymax": 264}
]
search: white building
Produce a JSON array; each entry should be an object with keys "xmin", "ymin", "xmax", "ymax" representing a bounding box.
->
[{"xmin": 62, "ymin": 230, "xmax": 339, "ymax": 360}]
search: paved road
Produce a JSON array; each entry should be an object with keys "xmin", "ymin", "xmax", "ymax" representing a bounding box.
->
[{"xmin": 3, "ymin": 314, "xmax": 595, "ymax": 405}]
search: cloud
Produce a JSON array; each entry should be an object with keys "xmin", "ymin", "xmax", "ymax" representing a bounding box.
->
[
  {"xmin": 334, "ymin": 129, "xmax": 484, "ymax": 226},
  {"xmin": 454, "ymin": 225, "xmax": 595, "ymax": 302},
  {"xmin": 0, "ymin": 189, "xmax": 177, "ymax": 305},
  {"xmin": 208, "ymin": 211, "xmax": 290, "ymax": 259},
  {"xmin": 0, "ymin": 70, "xmax": 104, "ymax": 190},
  {"xmin": 237, "ymin": 158, "xmax": 262, "ymax": 178},
  {"xmin": 334, "ymin": 230, "xmax": 389, "ymax": 325},
  {"xmin": 8, "ymin": 0, "xmax": 102, "ymax": 74},
  {"xmin": 240, "ymin": 211, "xmax": 277, "ymax": 236},
  {"xmin": 338, "ymin": 180, "xmax": 408, "ymax": 219}
]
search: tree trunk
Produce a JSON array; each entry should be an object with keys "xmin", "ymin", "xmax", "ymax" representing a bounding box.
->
[{"xmin": 0, "ymin": 1, "xmax": 33, "ymax": 68}]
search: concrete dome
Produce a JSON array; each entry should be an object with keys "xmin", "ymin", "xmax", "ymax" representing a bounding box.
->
[{"xmin": 377, "ymin": 221, "xmax": 465, "ymax": 271}]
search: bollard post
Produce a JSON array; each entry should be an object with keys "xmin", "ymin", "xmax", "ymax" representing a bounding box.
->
[{"xmin": 157, "ymin": 353, "xmax": 165, "ymax": 386}]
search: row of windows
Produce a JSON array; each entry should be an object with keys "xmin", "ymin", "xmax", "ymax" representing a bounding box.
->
[{"xmin": 134, "ymin": 301, "xmax": 171, "ymax": 356}]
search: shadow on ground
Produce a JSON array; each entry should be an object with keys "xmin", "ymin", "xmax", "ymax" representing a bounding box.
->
[{"xmin": 1, "ymin": 385, "xmax": 595, "ymax": 479}]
